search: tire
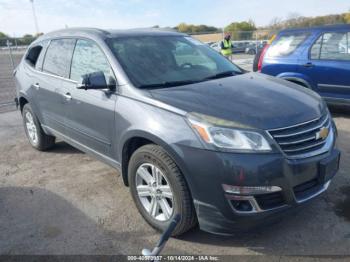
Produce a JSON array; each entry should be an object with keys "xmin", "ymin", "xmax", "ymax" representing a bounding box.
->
[
  {"xmin": 22, "ymin": 103, "xmax": 55, "ymax": 151},
  {"xmin": 128, "ymin": 144, "xmax": 197, "ymax": 236},
  {"xmin": 248, "ymin": 49, "xmax": 256, "ymax": 55}
]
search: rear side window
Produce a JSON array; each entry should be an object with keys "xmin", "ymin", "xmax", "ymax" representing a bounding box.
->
[
  {"xmin": 311, "ymin": 32, "xmax": 350, "ymax": 61},
  {"xmin": 25, "ymin": 45, "xmax": 43, "ymax": 67},
  {"xmin": 266, "ymin": 32, "xmax": 309, "ymax": 57},
  {"xmin": 70, "ymin": 39, "xmax": 114, "ymax": 83},
  {"xmin": 34, "ymin": 40, "xmax": 49, "ymax": 71},
  {"xmin": 43, "ymin": 39, "xmax": 76, "ymax": 78}
]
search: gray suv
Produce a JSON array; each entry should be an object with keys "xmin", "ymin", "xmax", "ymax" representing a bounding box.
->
[{"xmin": 15, "ymin": 28, "xmax": 340, "ymax": 236}]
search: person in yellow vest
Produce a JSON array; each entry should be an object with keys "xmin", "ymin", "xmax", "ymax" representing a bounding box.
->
[{"xmin": 220, "ymin": 33, "xmax": 233, "ymax": 60}]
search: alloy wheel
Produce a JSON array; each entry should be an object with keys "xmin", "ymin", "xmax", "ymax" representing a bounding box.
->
[
  {"xmin": 135, "ymin": 163, "xmax": 174, "ymax": 221},
  {"xmin": 25, "ymin": 111, "xmax": 38, "ymax": 145}
]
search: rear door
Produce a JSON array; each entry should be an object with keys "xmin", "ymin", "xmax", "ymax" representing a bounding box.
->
[
  {"xmin": 299, "ymin": 30, "xmax": 350, "ymax": 101},
  {"xmin": 62, "ymin": 39, "xmax": 116, "ymax": 157},
  {"xmin": 19, "ymin": 40, "xmax": 48, "ymax": 120},
  {"xmin": 38, "ymin": 38, "xmax": 76, "ymax": 134}
]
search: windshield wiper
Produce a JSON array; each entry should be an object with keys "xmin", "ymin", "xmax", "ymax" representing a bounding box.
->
[
  {"xmin": 205, "ymin": 71, "xmax": 236, "ymax": 80},
  {"xmin": 203, "ymin": 70, "xmax": 239, "ymax": 80},
  {"xmin": 138, "ymin": 80, "xmax": 200, "ymax": 89},
  {"xmin": 138, "ymin": 70, "xmax": 243, "ymax": 89}
]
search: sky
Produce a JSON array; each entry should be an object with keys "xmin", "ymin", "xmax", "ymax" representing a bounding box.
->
[{"xmin": 0, "ymin": 0, "xmax": 349, "ymax": 36}]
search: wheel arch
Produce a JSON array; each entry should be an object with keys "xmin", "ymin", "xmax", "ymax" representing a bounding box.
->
[
  {"xmin": 119, "ymin": 130, "xmax": 191, "ymax": 190},
  {"xmin": 18, "ymin": 93, "xmax": 30, "ymax": 112},
  {"xmin": 282, "ymin": 77, "xmax": 312, "ymax": 89},
  {"xmin": 276, "ymin": 72, "xmax": 314, "ymax": 89}
]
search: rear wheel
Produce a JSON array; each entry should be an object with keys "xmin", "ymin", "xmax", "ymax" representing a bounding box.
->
[
  {"xmin": 248, "ymin": 49, "xmax": 256, "ymax": 55},
  {"xmin": 128, "ymin": 144, "xmax": 197, "ymax": 236},
  {"xmin": 22, "ymin": 103, "xmax": 55, "ymax": 151}
]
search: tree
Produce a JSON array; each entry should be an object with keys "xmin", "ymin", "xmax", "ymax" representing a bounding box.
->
[
  {"xmin": 269, "ymin": 17, "xmax": 283, "ymax": 30},
  {"xmin": 18, "ymin": 34, "xmax": 35, "ymax": 45},
  {"xmin": 264, "ymin": 12, "xmax": 349, "ymax": 31},
  {"xmin": 225, "ymin": 20, "xmax": 256, "ymax": 40},
  {"xmin": 344, "ymin": 12, "xmax": 350, "ymax": 23},
  {"xmin": 0, "ymin": 32, "xmax": 7, "ymax": 38},
  {"xmin": 175, "ymin": 23, "xmax": 219, "ymax": 34},
  {"xmin": 0, "ymin": 32, "xmax": 8, "ymax": 47}
]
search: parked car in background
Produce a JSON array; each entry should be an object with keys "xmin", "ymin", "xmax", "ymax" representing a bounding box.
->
[
  {"xmin": 210, "ymin": 41, "xmax": 251, "ymax": 54},
  {"xmin": 231, "ymin": 41, "xmax": 250, "ymax": 53},
  {"xmin": 259, "ymin": 24, "xmax": 350, "ymax": 106},
  {"xmin": 209, "ymin": 41, "xmax": 221, "ymax": 52},
  {"xmin": 245, "ymin": 42, "xmax": 266, "ymax": 55},
  {"xmin": 15, "ymin": 28, "xmax": 340, "ymax": 236}
]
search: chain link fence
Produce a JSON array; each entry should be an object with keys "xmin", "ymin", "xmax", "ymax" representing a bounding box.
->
[
  {"xmin": 0, "ymin": 37, "xmax": 35, "ymax": 113},
  {"xmin": 190, "ymin": 29, "xmax": 277, "ymax": 51}
]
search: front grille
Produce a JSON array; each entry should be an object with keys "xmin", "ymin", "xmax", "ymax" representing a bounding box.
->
[
  {"xmin": 293, "ymin": 178, "xmax": 323, "ymax": 201},
  {"xmin": 268, "ymin": 114, "xmax": 331, "ymax": 157},
  {"xmin": 255, "ymin": 192, "xmax": 285, "ymax": 210}
]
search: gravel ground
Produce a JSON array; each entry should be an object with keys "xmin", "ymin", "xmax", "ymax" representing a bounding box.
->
[{"xmin": 0, "ymin": 106, "xmax": 350, "ymax": 258}]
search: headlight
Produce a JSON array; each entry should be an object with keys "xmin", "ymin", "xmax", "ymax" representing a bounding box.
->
[{"xmin": 188, "ymin": 116, "xmax": 271, "ymax": 152}]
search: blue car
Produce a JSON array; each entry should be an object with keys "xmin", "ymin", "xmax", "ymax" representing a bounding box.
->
[{"xmin": 259, "ymin": 24, "xmax": 350, "ymax": 106}]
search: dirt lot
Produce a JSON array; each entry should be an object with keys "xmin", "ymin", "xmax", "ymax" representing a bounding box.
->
[{"xmin": 0, "ymin": 107, "xmax": 350, "ymax": 258}]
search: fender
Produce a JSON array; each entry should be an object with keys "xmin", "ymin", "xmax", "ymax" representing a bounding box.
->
[
  {"xmin": 276, "ymin": 72, "xmax": 315, "ymax": 90},
  {"xmin": 18, "ymin": 91, "xmax": 44, "ymax": 123},
  {"xmin": 118, "ymin": 129, "xmax": 194, "ymax": 193},
  {"xmin": 18, "ymin": 91, "xmax": 31, "ymax": 112}
]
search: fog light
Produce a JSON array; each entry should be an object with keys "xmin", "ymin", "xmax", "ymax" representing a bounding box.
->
[
  {"xmin": 230, "ymin": 200, "xmax": 253, "ymax": 212},
  {"xmin": 222, "ymin": 184, "xmax": 282, "ymax": 195}
]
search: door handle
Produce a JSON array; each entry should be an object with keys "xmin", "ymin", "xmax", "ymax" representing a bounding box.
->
[
  {"xmin": 303, "ymin": 62, "xmax": 314, "ymax": 68},
  {"xmin": 33, "ymin": 83, "xmax": 40, "ymax": 90},
  {"xmin": 63, "ymin": 92, "xmax": 72, "ymax": 101}
]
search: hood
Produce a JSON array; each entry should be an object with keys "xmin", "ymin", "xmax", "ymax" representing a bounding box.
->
[{"xmin": 149, "ymin": 73, "xmax": 325, "ymax": 130}]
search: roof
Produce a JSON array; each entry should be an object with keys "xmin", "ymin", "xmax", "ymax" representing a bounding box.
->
[
  {"xmin": 36, "ymin": 27, "xmax": 186, "ymax": 42},
  {"xmin": 279, "ymin": 23, "xmax": 350, "ymax": 33}
]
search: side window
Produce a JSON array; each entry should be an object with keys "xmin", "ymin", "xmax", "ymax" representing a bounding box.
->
[
  {"xmin": 25, "ymin": 45, "xmax": 43, "ymax": 67},
  {"xmin": 70, "ymin": 39, "xmax": 114, "ymax": 83},
  {"xmin": 35, "ymin": 40, "xmax": 49, "ymax": 71},
  {"xmin": 266, "ymin": 32, "xmax": 309, "ymax": 57},
  {"xmin": 43, "ymin": 39, "xmax": 76, "ymax": 78},
  {"xmin": 311, "ymin": 32, "xmax": 350, "ymax": 61},
  {"xmin": 321, "ymin": 32, "xmax": 349, "ymax": 60}
]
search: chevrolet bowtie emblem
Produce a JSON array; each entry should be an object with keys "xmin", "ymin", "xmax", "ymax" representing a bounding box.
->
[{"xmin": 316, "ymin": 127, "xmax": 329, "ymax": 140}]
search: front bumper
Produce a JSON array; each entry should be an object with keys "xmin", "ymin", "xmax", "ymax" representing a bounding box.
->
[{"xmin": 174, "ymin": 142, "xmax": 340, "ymax": 235}]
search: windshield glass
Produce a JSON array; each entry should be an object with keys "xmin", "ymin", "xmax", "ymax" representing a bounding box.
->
[{"xmin": 106, "ymin": 35, "xmax": 242, "ymax": 88}]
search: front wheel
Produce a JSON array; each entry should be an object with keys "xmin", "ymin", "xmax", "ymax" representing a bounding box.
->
[{"xmin": 128, "ymin": 144, "xmax": 197, "ymax": 236}]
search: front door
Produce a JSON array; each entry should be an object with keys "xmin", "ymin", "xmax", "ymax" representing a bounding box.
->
[
  {"xmin": 298, "ymin": 30, "xmax": 350, "ymax": 101},
  {"xmin": 63, "ymin": 39, "xmax": 117, "ymax": 157}
]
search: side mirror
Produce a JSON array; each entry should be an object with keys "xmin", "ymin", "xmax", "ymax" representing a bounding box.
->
[{"xmin": 77, "ymin": 71, "xmax": 115, "ymax": 90}]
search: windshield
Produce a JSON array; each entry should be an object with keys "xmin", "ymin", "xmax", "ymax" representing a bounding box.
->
[{"xmin": 106, "ymin": 35, "xmax": 243, "ymax": 88}]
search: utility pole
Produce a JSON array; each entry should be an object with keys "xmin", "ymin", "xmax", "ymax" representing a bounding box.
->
[{"xmin": 30, "ymin": 0, "xmax": 40, "ymax": 35}]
